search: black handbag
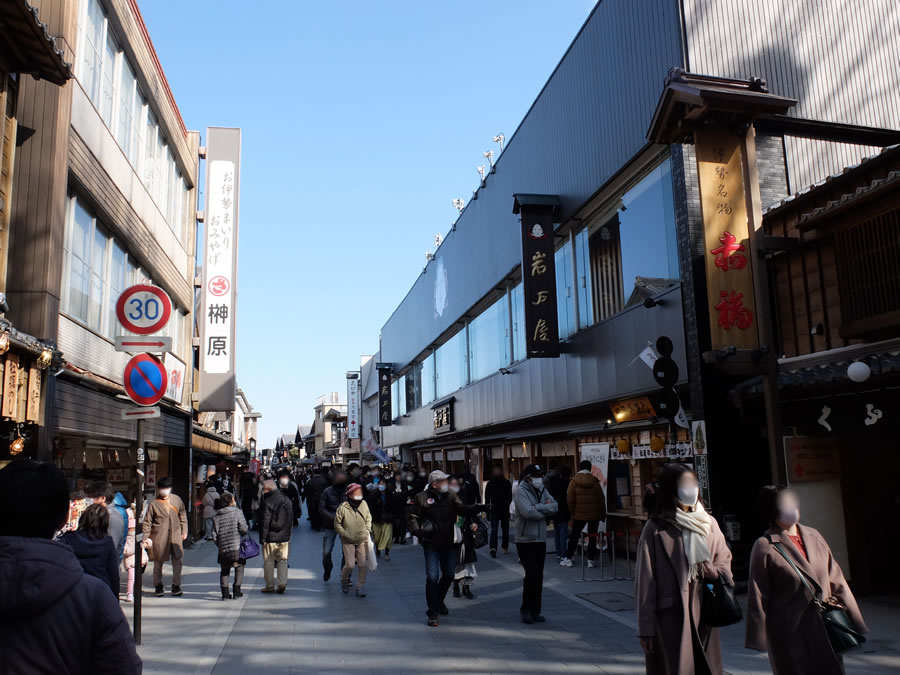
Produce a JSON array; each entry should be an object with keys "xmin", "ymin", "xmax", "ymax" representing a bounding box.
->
[
  {"xmin": 701, "ymin": 571, "xmax": 743, "ymax": 627},
  {"xmin": 771, "ymin": 540, "xmax": 865, "ymax": 653},
  {"xmin": 472, "ymin": 515, "xmax": 489, "ymax": 549}
]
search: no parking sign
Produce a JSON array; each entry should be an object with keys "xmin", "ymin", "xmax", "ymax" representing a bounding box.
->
[{"xmin": 123, "ymin": 354, "xmax": 168, "ymax": 406}]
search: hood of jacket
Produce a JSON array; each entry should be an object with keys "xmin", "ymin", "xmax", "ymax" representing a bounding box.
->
[
  {"xmin": 61, "ymin": 531, "xmax": 111, "ymax": 565},
  {"xmin": 0, "ymin": 536, "xmax": 86, "ymax": 619},
  {"xmin": 572, "ymin": 472, "xmax": 598, "ymax": 488},
  {"xmin": 113, "ymin": 492, "xmax": 129, "ymax": 508}
]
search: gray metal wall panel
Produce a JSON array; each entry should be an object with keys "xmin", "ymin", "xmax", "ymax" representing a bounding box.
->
[
  {"xmin": 684, "ymin": 0, "xmax": 900, "ymax": 190},
  {"xmin": 380, "ymin": 0, "xmax": 684, "ymax": 369},
  {"xmin": 382, "ymin": 286, "xmax": 688, "ymax": 447}
]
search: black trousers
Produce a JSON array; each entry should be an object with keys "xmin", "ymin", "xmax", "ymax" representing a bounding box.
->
[
  {"xmin": 393, "ymin": 511, "xmax": 407, "ymax": 541},
  {"xmin": 516, "ymin": 542, "xmax": 546, "ymax": 615},
  {"xmin": 220, "ymin": 561, "xmax": 245, "ymax": 586},
  {"xmin": 490, "ymin": 510, "xmax": 510, "ymax": 550},
  {"xmin": 566, "ymin": 519, "xmax": 600, "ymax": 560}
]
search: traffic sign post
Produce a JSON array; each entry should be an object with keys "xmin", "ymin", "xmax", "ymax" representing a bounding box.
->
[{"xmin": 123, "ymin": 354, "xmax": 168, "ymax": 407}]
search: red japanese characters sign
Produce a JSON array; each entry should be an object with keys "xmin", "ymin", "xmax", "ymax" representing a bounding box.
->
[{"xmin": 695, "ymin": 127, "xmax": 758, "ymax": 351}]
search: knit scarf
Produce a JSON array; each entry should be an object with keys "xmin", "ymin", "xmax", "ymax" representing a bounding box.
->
[{"xmin": 672, "ymin": 501, "xmax": 712, "ymax": 580}]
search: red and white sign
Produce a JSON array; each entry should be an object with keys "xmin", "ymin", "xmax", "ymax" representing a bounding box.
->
[
  {"xmin": 123, "ymin": 354, "xmax": 168, "ymax": 407},
  {"xmin": 208, "ymin": 276, "xmax": 230, "ymax": 297},
  {"xmin": 121, "ymin": 406, "xmax": 161, "ymax": 420},
  {"xmin": 115, "ymin": 285, "xmax": 172, "ymax": 335}
]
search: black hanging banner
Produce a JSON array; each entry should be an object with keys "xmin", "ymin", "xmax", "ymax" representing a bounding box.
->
[
  {"xmin": 376, "ymin": 363, "xmax": 393, "ymax": 426},
  {"xmin": 514, "ymin": 194, "xmax": 561, "ymax": 358}
]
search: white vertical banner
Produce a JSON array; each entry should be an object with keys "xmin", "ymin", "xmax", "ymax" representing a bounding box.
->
[
  {"xmin": 347, "ymin": 374, "xmax": 360, "ymax": 439},
  {"xmin": 579, "ymin": 443, "xmax": 610, "ymax": 533}
]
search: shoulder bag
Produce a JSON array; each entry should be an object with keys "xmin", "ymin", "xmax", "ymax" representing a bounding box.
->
[
  {"xmin": 701, "ymin": 571, "xmax": 743, "ymax": 627},
  {"xmin": 239, "ymin": 535, "xmax": 260, "ymax": 560},
  {"xmin": 770, "ymin": 538, "xmax": 865, "ymax": 653}
]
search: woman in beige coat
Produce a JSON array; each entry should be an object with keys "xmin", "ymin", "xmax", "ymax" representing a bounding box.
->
[
  {"xmin": 635, "ymin": 463, "xmax": 733, "ymax": 675},
  {"xmin": 334, "ymin": 483, "xmax": 372, "ymax": 597},
  {"xmin": 746, "ymin": 485, "xmax": 867, "ymax": 674}
]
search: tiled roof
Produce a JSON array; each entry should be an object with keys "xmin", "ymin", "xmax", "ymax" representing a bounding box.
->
[{"xmin": 1, "ymin": 0, "xmax": 74, "ymax": 85}]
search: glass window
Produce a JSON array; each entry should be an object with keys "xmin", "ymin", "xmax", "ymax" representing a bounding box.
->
[
  {"xmin": 575, "ymin": 227, "xmax": 593, "ymax": 328},
  {"xmin": 100, "ymin": 30, "xmax": 117, "ymax": 126},
  {"xmin": 144, "ymin": 111, "xmax": 157, "ymax": 195},
  {"xmin": 391, "ymin": 376, "xmax": 406, "ymax": 417},
  {"xmin": 468, "ymin": 294, "xmax": 510, "ymax": 381},
  {"xmin": 556, "ymin": 243, "xmax": 575, "ymax": 339},
  {"xmin": 78, "ymin": 0, "xmax": 105, "ymax": 105},
  {"xmin": 405, "ymin": 362, "xmax": 422, "ymax": 412},
  {"xmin": 510, "ymin": 283, "xmax": 526, "ymax": 361},
  {"xmin": 421, "ymin": 351, "xmax": 435, "ymax": 405},
  {"xmin": 88, "ymin": 224, "xmax": 109, "ymax": 332},
  {"xmin": 589, "ymin": 158, "xmax": 679, "ymax": 320},
  {"xmin": 108, "ymin": 241, "xmax": 128, "ymax": 337},
  {"xmin": 116, "ymin": 59, "xmax": 136, "ymax": 162},
  {"xmin": 435, "ymin": 329, "xmax": 467, "ymax": 398},
  {"xmin": 65, "ymin": 200, "xmax": 93, "ymax": 321}
]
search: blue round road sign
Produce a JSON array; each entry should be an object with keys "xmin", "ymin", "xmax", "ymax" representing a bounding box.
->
[{"xmin": 123, "ymin": 353, "xmax": 168, "ymax": 406}]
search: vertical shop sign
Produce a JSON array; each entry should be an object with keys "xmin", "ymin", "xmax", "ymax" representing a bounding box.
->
[
  {"xmin": 2, "ymin": 354, "xmax": 18, "ymax": 419},
  {"xmin": 347, "ymin": 373, "xmax": 360, "ymax": 439},
  {"xmin": 376, "ymin": 364, "xmax": 392, "ymax": 427},
  {"xmin": 200, "ymin": 128, "xmax": 241, "ymax": 411},
  {"xmin": 26, "ymin": 367, "xmax": 41, "ymax": 423},
  {"xmin": 694, "ymin": 126, "xmax": 758, "ymax": 351},
  {"xmin": 513, "ymin": 194, "xmax": 561, "ymax": 358}
]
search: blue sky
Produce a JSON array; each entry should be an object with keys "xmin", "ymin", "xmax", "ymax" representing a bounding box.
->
[{"xmin": 140, "ymin": 1, "xmax": 596, "ymax": 448}]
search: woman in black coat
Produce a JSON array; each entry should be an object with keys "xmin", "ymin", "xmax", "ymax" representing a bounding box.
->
[
  {"xmin": 450, "ymin": 476, "xmax": 480, "ymax": 599},
  {"xmin": 61, "ymin": 503, "xmax": 120, "ymax": 597}
]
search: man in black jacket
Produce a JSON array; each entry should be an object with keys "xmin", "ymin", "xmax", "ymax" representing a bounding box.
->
[
  {"xmin": 318, "ymin": 470, "xmax": 348, "ymax": 581},
  {"xmin": 259, "ymin": 479, "xmax": 292, "ymax": 594},
  {"xmin": 305, "ymin": 469, "xmax": 328, "ymax": 531},
  {"xmin": 485, "ymin": 465, "xmax": 512, "ymax": 557},
  {"xmin": 277, "ymin": 469, "xmax": 303, "ymax": 526},
  {"xmin": 389, "ymin": 473, "xmax": 414, "ymax": 544},
  {"xmin": 408, "ymin": 470, "xmax": 484, "ymax": 627}
]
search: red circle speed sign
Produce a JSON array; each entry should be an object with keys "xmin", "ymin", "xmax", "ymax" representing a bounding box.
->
[
  {"xmin": 116, "ymin": 285, "xmax": 172, "ymax": 335},
  {"xmin": 123, "ymin": 353, "xmax": 168, "ymax": 406}
]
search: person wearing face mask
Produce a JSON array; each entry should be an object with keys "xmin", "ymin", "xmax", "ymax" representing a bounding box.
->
[
  {"xmin": 389, "ymin": 471, "xmax": 413, "ymax": 545},
  {"xmin": 411, "ymin": 467, "xmax": 428, "ymax": 495},
  {"xmin": 142, "ymin": 476, "xmax": 188, "ymax": 597},
  {"xmin": 514, "ymin": 464, "xmax": 558, "ymax": 624},
  {"xmin": 408, "ymin": 470, "xmax": 485, "ymax": 627},
  {"xmin": 745, "ymin": 486, "xmax": 866, "ymax": 674},
  {"xmin": 277, "ymin": 469, "xmax": 303, "ymax": 526},
  {"xmin": 334, "ymin": 483, "xmax": 373, "ymax": 597},
  {"xmin": 450, "ymin": 476, "xmax": 481, "ymax": 600},
  {"xmin": 561, "ymin": 460, "xmax": 607, "ymax": 568},
  {"xmin": 634, "ymin": 463, "xmax": 732, "ymax": 675},
  {"xmin": 319, "ymin": 470, "xmax": 349, "ymax": 581},
  {"xmin": 365, "ymin": 468, "xmax": 394, "ymax": 560}
]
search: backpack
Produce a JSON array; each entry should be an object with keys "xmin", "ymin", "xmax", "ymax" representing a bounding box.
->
[{"xmin": 213, "ymin": 497, "xmax": 223, "ymax": 511}]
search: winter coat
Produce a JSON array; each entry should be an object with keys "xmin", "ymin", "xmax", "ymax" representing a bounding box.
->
[
  {"xmin": 202, "ymin": 487, "xmax": 220, "ymax": 519},
  {"xmin": 0, "ymin": 536, "xmax": 142, "ymax": 674},
  {"xmin": 513, "ymin": 481, "xmax": 558, "ymax": 543},
  {"xmin": 745, "ymin": 524, "xmax": 867, "ymax": 675},
  {"xmin": 334, "ymin": 500, "xmax": 372, "ymax": 545},
  {"xmin": 485, "ymin": 477, "xmax": 513, "ymax": 511},
  {"xmin": 60, "ymin": 531, "xmax": 120, "ymax": 597},
  {"xmin": 213, "ymin": 506, "xmax": 249, "ymax": 564},
  {"xmin": 110, "ymin": 493, "xmax": 129, "ymax": 560},
  {"xmin": 123, "ymin": 507, "xmax": 138, "ymax": 570},
  {"xmin": 459, "ymin": 472, "xmax": 481, "ymax": 506},
  {"xmin": 280, "ymin": 480, "xmax": 303, "ymax": 518},
  {"xmin": 319, "ymin": 484, "xmax": 347, "ymax": 529},
  {"xmin": 546, "ymin": 474, "xmax": 571, "ymax": 522},
  {"xmin": 634, "ymin": 515, "xmax": 733, "ymax": 675},
  {"xmin": 407, "ymin": 488, "xmax": 480, "ymax": 551},
  {"xmin": 141, "ymin": 494, "xmax": 187, "ymax": 563},
  {"xmin": 365, "ymin": 481, "xmax": 394, "ymax": 523},
  {"xmin": 456, "ymin": 513, "xmax": 480, "ymax": 566},
  {"xmin": 387, "ymin": 481, "xmax": 412, "ymax": 520},
  {"xmin": 567, "ymin": 471, "xmax": 607, "ymax": 522},
  {"xmin": 259, "ymin": 490, "xmax": 292, "ymax": 544},
  {"xmin": 306, "ymin": 474, "xmax": 327, "ymax": 510}
]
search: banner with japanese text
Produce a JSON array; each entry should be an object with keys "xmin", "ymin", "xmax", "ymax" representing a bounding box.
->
[
  {"xmin": 517, "ymin": 198, "xmax": 560, "ymax": 357},
  {"xmin": 347, "ymin": 374, "xmax": 360, "ymax": 439},
  {"xmin": 376, "ymin": 365, "xmax": 392, "ymax": 426}
]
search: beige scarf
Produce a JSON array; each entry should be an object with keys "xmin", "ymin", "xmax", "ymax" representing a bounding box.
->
[{"xmin": 673, "ymin": 501, "xmax": 712, "ymax": 580}]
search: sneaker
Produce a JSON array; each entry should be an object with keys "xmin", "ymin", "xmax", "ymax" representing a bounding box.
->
[
  {"xmin": 341, "ymin": 583, "xmax": 350, "ymax": 594},
  {"xmin": 125, "ymin": 594, "xmax": 134, "ymax": 603},
  {"xmin": 356, "ymin": 589, "xmax": 367, "ymax": 598},
  {"xmin": 490, "ymin": 549, "xmax": 497, "ymax": 558},
  {"xmin": 261, "ymin": 586, "xmax": 276, "ymax": 594},
  {"xmin": 275, "ymin": 586, "xmax": 286, "ymax": 594},
  {"xmin": 560, "ymin": 558, "xmax": 573, "ymax": 567},
  {"xmin": 171, "ymin": 585, "xmax": 183, "ymax": 597},
  {"xmin": 427, "ymin": 617, "xmax": 439, "ymax": 627},
  {"xmin": 154, "ymin": 585, "xmax": 164, "ymax": 597},
  {"xmin": 587, "ymin": 560, "xmax": 596, "ymax": 569}
]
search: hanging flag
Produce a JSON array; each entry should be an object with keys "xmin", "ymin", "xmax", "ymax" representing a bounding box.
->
[
  {"xmin": 639, "ymin": 344, "xmax": 659, "ymax": 368},
  {"xmin": 673, "ymin": 399, "xmax": 690, "ymax": 429}
]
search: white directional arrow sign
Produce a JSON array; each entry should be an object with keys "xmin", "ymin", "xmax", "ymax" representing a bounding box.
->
[
  {"xmin": 115, "ymin": 336, "xmax": 172, "ymax": 353},
  {"xmin": 121, "ymin": 406, "xmax": 161, "ymax": 420}
]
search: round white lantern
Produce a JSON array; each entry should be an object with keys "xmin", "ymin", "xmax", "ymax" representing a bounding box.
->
[{"xmin": 847, "ymin": 361, "xmax": 871, "ymax": 383}]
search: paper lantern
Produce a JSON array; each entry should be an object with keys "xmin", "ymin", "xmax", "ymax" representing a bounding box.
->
[
  {"xmin": 847, "ymin": 361, "xmax": 871, "ymax": 383},
  {"xmin": 616, "ymin": 438, "xmax": 631, "ymax": 454},
  {"xmin": 650, "ymin": 436, "xmax": 665, "ymax": 453}
]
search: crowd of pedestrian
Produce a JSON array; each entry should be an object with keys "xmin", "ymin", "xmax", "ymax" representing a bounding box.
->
[{"xmin": 0, "ymin": 456, "xmax": 870, "ymax": 674}]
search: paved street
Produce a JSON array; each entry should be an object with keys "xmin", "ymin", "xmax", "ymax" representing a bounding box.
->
[{"xmin": 131, "ymin": 520, "xmax": 900, "ymax": 675}]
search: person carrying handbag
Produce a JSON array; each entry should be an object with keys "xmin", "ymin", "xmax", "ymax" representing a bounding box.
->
[
  {"xmin": 746, "ymin": 486, "xmax": 867, "ymax": 674},
  {"xmin": 212, "ymin": 492, "xmax": 249, "ymax": 600}
]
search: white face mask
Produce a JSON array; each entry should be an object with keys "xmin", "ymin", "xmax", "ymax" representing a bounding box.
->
[
  {"xmin": 449, "ymin": 485, "xmax": 460, "ymax": 494},
  {"xmin": 158, "ymin": 488, "xmax": 172, "ymax": 498},
  {"xmin": 779, "ymin": 507, "xmax": 800, "ymax": 527},
  {"xmin": 438, "ymin": 483, "xmax": 449, "ymax": 493},
  {"xmin": 279, "ymin": 479, "xmax": 289, "ymax": 488},
  {"xmin": 531, "ymin": 477, "xmax": 544, "ymax": 489},
  {"xmin": 677, "ymin": 486, "xmax": 699, "ymax": 506},
  {"xmin": 351, "ymin": 495, "xmax": 363, "ymax": 502}
]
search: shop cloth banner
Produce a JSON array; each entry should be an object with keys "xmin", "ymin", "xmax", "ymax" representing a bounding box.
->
[
  {"xmin": 376, "ymin": 365, "xmax": 392, "ymax": 426},
  {"xmin": 579, "ymin": 443, "xmax": 610, "ymax": 533}
]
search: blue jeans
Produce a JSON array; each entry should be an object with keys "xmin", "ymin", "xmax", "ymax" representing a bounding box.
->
[
  {"xmin": 490, "ymin": 510, "xmax": 509, "ymax": 551},
  {"xmin": 322, "ymin": 528, "xmax": 340, "ymax": 573},
  {"xmin": 422, "ymin": 544, "xmax": 456, "ymax": 617},
  {"xmin": 553, "ymin": 520, "xmax": 568, "ymax": 557}
]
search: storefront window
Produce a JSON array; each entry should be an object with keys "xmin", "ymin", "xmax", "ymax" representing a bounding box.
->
[
  {"xmin": 510, "ymin": 282, "xmax": 526, "ymax": 361},
  {"xmin": 589, "ymin": 158, "xmax": 679, "ymax": 320},
  {"xmin": 435, "ymin": 329, "xmax": 467, "ymax": 398},
  {"xmin": 556, "ymin": 243, "xmax": 575, "ymax": 338},
  {"xmin": 405, "ymin": 362, "xmax": 422, "ymax": 411},
  {"xmin": 575, "ymin": 227, "xmax": 593, "ymax": 328},
  {"xmin": 421, "ymin": 352, "xmax": 435, "ymax": 405},
  {"xmin": 468, "ymin": 294, "xmax": 510, "ymax": 381}
]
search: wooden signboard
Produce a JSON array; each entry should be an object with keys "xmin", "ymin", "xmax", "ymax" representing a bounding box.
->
[
  {"xmin": 610, "ymin": 395, "xmax": 656, "ymax": 423},
  {"xmin": 26, "ymin": 367, "xmax": 41, "ymax": 423},
  {"xmin": 695, "ymin": 126, "xmax": 758, "ymax": 350},
  {"xmin": 2, "ymin": 354, "xmax": 18, "ymax": 419}
]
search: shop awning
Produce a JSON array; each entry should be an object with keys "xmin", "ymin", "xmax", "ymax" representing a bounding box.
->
[
  {"xmin": 191, "ymin": 428, "xmax": 232, "ymax": 456},
  {"xmin": 0, "ymin": 0, "xmax": 74, "ymax": 85}
]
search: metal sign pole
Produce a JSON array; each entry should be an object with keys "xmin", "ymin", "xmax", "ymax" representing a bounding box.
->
[{"xmin": 134, "ymin": 418, "xmax": 145, "ymax": 645}]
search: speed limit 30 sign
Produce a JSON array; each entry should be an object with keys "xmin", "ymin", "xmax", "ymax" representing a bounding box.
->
[{"xmin": 115, "ymin": 285, "xmax": 172, "ymax": 335}]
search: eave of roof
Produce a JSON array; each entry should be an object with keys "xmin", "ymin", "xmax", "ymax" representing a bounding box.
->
[{"xmin": 0, "ymin": 0, "xmax": 74, "ymax": 85}]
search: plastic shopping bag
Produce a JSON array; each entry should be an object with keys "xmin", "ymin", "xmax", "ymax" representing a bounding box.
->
[{"xmin": 366, "ymin": 536, "xmax": 378, "ymax": 572}]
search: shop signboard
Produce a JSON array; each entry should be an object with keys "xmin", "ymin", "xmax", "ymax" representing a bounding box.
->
[
  {"xmin": 513, "ymin": 194, "xmax": 560, "ymax": 358},
  {"xmin": 611, "ymin": 396, "xmax": 656, "ymax": 423},
  {"xmin": 432, "ymin": 399, "xmax": 453, "ymax": 434},
  {"xmin": 785, "ymin": 436, "xmax": 841, "ymax": 483},
  {"xmin": 163, "ymin": 353, "xmax": 186, "ymax": 403},
  {"xmin": 347, "ymin": 373, "xmax": 360, "ymax": 439},
  {"xmin": 376, "ymin": 363, "xmax": 392, "ymax": 426},
  {"xmin": 695, "ymin": 126, "xmax": 758, "ymax": 351},
  {"xmin": 579, "ymin": 443, "xmax": 609, "ymax": 532},
  {"xmin": 199, "ymin": 127, "xmax": 241, "ymax": 411}
]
